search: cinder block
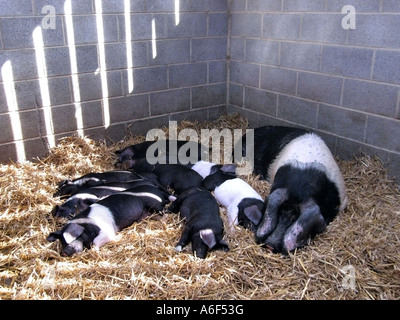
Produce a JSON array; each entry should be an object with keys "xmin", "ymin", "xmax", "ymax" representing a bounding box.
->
[
  {"xmin": 325, "ymin": 0, "xmax": 380, "ymax": 12},
  {"xmin": 150, "ymin": 39, "xmax": 190, "ymax": 65},
  {"xmin": 44, "ymin": 47, "xmax": 72, "ymax": 77},
  {"xmin": 9, "ymin": 77, "xmax": 72, "ymax": 111},
  {"xmin": 248, "ymin": 0, "xmax": 282, "ymax": 12},
  {"xmin": 81, "ymin": 101, "xmax": 105, "ymax": 128},
  {"xmin": 150, "ymin": 88, "xmax": 190, "ymax": 116},
  {"xmin": 23, "ymin": 138, "xmax": 49, "ymax": 161},
  {"xmin": 278, "ymin": 95, "xmax": 318, "ymax": 128},
  {"xmin": 120, "ymin": 14, "xmax": 166, "ymax": 41},
  {"xmin": 348, "ymin": 15, "xmax": 400, "ymax": 49},
  {"xmin": 130, "ymin": 66, "xmax": 168, "ymax": 94},
  {"xmin": 169, "ymin": 63, "xmax": 207, "ymax": 88},
  {"xmin": 260, "ymin": 66, "xmax": 297, "ymax": 94},
  {"xmin": 229, "ymin": 83, "xmax": 244, "ymax": 107},
  {"xmin": 301, "ymin": 14, "xmax": 347, "ymax": 44},
  {"xmin": 146, "ymin": 0, "xmax": 175, "ymax": 12},
  {"xmin": 230, "ymin": 61, "xmax": 260, "ymax": 87},
  {"xmin": 365, "ymin": 116, "xmax": 400, "ymax": 152},
  {"xmin": 35, "ymin": 0, "xmax": 93, "ymax": 15},
  {"xmin": 189, "ymin": 0, "xmax": 227, "ymax": 12},
  {"xmin": 192, "ymin": 83, "xmax": 226, "ymax": 108},
  {"xmin": 342, "ymin": 79, "xmax": 398, "ymax": 117},
  {"xmin": 209, "ymin": 61, "xmax": 227, "ymax": 83},
  {"xmin": 75, "ymin": 45, "xmax": 99, "ymax": 73},
  {"xmin": 321, "ymin": 45, "xmax": 373, "ymax": 79},
  {"xmin": 51, "ymin": 104, "xmax": 77, "ymax": 134},
  {"xmin": 372, "ymin": 50, "xmax": 400, "ymax": 85},
  {"xmin": 209, "ymin": 13, "xmax": 228, "ymax": 36},
  {"xmin": 382, "ymin": 0, "xmax": 400, "ymax": 12},
  {"xmin": 78, "ymin": 70, "xmax": 123, "ymax": 101},
  {"xmin": 0, "ymin": 49, "xmax": 38, "ymax": 81},
  {"xmin": 231, "ymin": 13, "xmax": 262, "ymax": 37},
  {"xmin": 109, "ymin": 95, "xmax": 149, "ymax": 123},
  {"xmin": 230, "ymin": 0, "xmax": 246, "ymax": 12},
  {"xmin": 0, "ymin": 142, "xmax": 17, "ymax": 163},
  {"xmin": 280, "ymin": 42, "xmax": 322, "ymax": 72},
  {"xmin": 127, "ymin": 115, "xmax": 170, "ymax": 136},
  {"xmin": 83, "ymin": 122, "xmax": 126, "ymax": 145},
  {"xmin": 0, "ymin": 0, "xmax": 33, "ymax": 16},
  {"xmin": 263, "ymin": 14, "xmax": 301, "ymax": 40},
  {"xmin": 166, "ymin": 13, "xmax": 207, "ymax": 38},
  {"xmin": 191, "ymin": 38, "xmax": 227, "ymax": 62},
  {"xmin": 0, "ymin": 113, "xmax": 14, "ymax": 143},
  {"xmin": 297, "ymin": 72, "xmax": 342, "ymax": 105},
  {"xmin": 244, "ymin": 87, "xmax": 277, "ymax": 116},
  {"xmin": 245, "ymin": 39, "xmax": 279, "ymax": 66},
  {"xmin": 0, "ymin": 17, "xmax": 64, "ymax": 49},
  {"xmin": 282, "ymin": 0, "xmax": 325, "ymax": 12},
  {"xmin": 72, "ymin": 15, "xmax": 119, "ymax": 44},
  {"xmin": 230, "ymin": 37, "xmax": 245, "ymax": 60},
  {"xmin": 318, "ymin": 104, "xmax": 367, "ymax": 141}
]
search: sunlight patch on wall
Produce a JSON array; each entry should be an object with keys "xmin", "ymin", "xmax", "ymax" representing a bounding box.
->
[
  {"xmin": 64, "ymin": 0, "xmax": 84, "ymax": 136},
  {"xmin": 33, "ymin": 26, "xmax": 55, "ymax": 149},
  {"xmin": 152, "ymin": 18, "xmax": 157, "ymax": 59},
  {"xmin": 95, "ymin": 0, "xmax": 110, "ymax": 129},
  {"xmin": 125, "ymin": 0, "xmax": 134, "ymax": 94},
  {"xmin": 1, "ymin": 61, "xmax": 26, "ymax": 162},
  {"xmin": 175, "ymin": 0, "xmax": 180, "ymax": 26}
]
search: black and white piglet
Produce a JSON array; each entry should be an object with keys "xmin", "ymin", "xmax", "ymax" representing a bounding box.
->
[
  {"xmin": 116, "ymin": 140, "xmax": 208, "ymax": 164},
  {"xmin": 240, "ymin": 126, "xmax": 347, "ymax": 254},
  {"xmin": 52, "ymin": 179, "xmax": 161, "ymax": 219},
  {"xmin": 202, "ymin": 165, "xmax": 265, "ymax": 232},
  {"xmin": 53, "ymin": 170, "xmax": 155, "ymax": 197},
  {"xmin": 127, "ymin": 158, "xmax": 204, "ymax": 194},
  {"xmin": 168, "ymin": 187, "xmax": 229, "ymax": 259},
  {"xmin": 47, "ymin": 185, "xmax": 171, "ymax": 256}
]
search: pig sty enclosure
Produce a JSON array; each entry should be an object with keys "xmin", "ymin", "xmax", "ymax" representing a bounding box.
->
[{"xmin": 0, "ymin": 1, "xmax": 400, "ymax": 300}]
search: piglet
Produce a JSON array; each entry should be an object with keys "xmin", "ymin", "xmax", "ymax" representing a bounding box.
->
[
  {"xmin": 203, "ymin": 165, "xmax": 265, "ymax": 232},
  {"xmin": 168, "ymin": 187, "xmax": 229, "ymax": 259},
  {"xmin": 128, "ymin": 158, "xmax": 204, "ymax": 194},
  {"xmin": 47, "ymin": 185, "xmax": 171, "ymax": 256},
  {"xmin": 53, "ymin": 170, "xmax": 150, "ymax": 197},
  {"xmin": 116, "ymin": 140, "xmax": 207, "ymax": 164},
  {"xmin": 52, "ymin": 179, "xmax": 162, "ymax": 219}
]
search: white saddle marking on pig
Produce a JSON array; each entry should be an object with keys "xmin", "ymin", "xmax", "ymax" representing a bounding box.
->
[
  {"xmin": 65, "ymin": 193, "xmax": 99, "ymax": 204},
  {"xmin": 71, "ymin": 204, "xmax": 118, "ymax": 248},
  {"xmin": 90, "ymin": 186, "xmax": 127, "ymax": 192},
  {"xmin": 214, "ymin": 178, "xmax": 263, "ymax": 230},
  {"xmin": 268, "ymin": 133, "xmax": 347, "ymax": 211},
  {"xmin": 191, "ymin": 160, "xmax": 216, "ymax": 178},
  {"xmin": 73, "ymin": 177, "xmax": 100, "ymax": 185},
  {"xmin": 117, "ymin": 191, "xmax": 163, "ymax": 203}
]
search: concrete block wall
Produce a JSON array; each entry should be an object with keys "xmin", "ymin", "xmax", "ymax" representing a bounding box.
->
[
  {"xmin": 0, "ymin": 0, "xmax": 228, "ymax": 162},
  {"xmin": 228, "ymin": 0, "xmax": 400, "ymax": 182}
]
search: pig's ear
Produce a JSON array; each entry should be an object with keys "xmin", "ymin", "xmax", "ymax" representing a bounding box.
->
[
  {"xmin": 200, "ymin": 229, "xmax": 217, "ymax": 249},
  {"xmin": 63, "ymin": 223, "xmax": 85, "ymax": 244},
  {"xmin": 47, "ymin": 230, "xmax": 63, "ymax": 242},
  {"xmin": 220, "ymin": 164, "xmax": 236, "ymax": 174},
  {"xmin": 243, "ymin": 205, "xmax": 263, "ymax": 226}
]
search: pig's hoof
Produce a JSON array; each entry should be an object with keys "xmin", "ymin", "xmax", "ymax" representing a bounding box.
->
[{"xmin": 175, "ymin": 245, "xmax": 183, "ymax": 252}]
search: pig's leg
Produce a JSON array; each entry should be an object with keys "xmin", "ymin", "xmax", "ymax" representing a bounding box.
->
[
  {"xmin": 283, "ymin": 199, "xmax": 326, "ymax": 253},
  {"xmin": 175, "ymin": 227, "xmax": 191, "ymax": 252},
  {"xmin": 256, "ymin": 188, "xmax": 288, "ymax": 242},
  {"xmin": 227, "ymin": 205, "xmax": 239, "ymax": 232}
]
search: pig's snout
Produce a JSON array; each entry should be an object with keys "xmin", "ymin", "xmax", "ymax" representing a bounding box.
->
[{"xmin": 61, "ymin": 246, "xmax": 76, "ymax": 257}]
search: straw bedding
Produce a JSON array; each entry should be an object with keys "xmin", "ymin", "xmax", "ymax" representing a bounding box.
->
[{"xmin": 0, "ymin": 114, "xmax": 399, "ymax": 300}]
